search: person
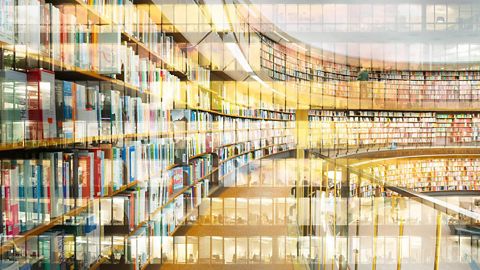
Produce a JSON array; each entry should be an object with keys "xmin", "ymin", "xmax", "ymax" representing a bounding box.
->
[
  {"xmin": 303, "ymin": 179, "xmax": 310, "ymax": 197},
  {"xmin": 290, "ymin": 181, "xmax": 297, "ymax": 197},
  {"xmin": 357, "ymin": 68, "xmax": 369, "ymax": 81},
  {"xmin": 290, "ymin": 178, "xmax": 311, "ymax": 197},
  {"xmin": 338, "ymin": 254, "xmax": 346, "ymax": 270},
  {"xmin": 357, "ymin": 68, "xmax": 370, "ymax": 102},
  {"xmin": 188, "ymin": 254, "xmax": 195, "ymax": 263}
]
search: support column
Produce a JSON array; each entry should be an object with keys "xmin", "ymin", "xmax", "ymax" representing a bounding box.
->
[
  {"xmin": 296, "ymin": 109, "xmax": 309, "ymax": 159},
  {"xmin": 296, "ymin": 109, "xmax": 309, "ymax": 198},
  {"xmin": 397, "ymin": 219, "xmax": 404, "ymax": 270},
  {"xmin": 340, "ymin": 164, "xmax": 350, "ymax": 198},
  {"xmin": 434, "ymin": 213, "xmax": 442, "ymax": 270},
  {"xmin": 272, "ymin": 237, "xmax": 279, "ymax": 263},
  {"xmin": 295, "ymin": 109, "xmax": 309, "ymax": 236}
]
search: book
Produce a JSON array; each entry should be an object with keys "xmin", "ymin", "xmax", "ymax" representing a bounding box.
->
[
  {"xmin": 54, "ymin": 80, "xmax": 74, "ymax": 139},
  {"xmin": 173, "ymin": 194, "xmax": 184, "ymax": 226},
  {"xmin": 40, "ymin": 152, "xmax": 64, "ymax": 218},
  {"xmin": 0, "ymin": 70, "xmax": 27, "ymax": 144},
  {"xmin": 2, "ymin": 160, "xmax": 20, "ymax": 235},
  {"xmin": 0, "ymin": 0, "xmax": 15, "ymax": 44},
  {"xmin": 74, "ymin": 82, "xmax": 99, "ymax": 139},
  {"xmin": 170, "ymin": 167, "xmax": 184, "ymax": 194},
  {"xmin": 98, "ymin": 25, "xmax": 121, "ymax": 74},
  {"xmin": 26, "ymin": 69, "xmax": 57, "ymax": 140}
]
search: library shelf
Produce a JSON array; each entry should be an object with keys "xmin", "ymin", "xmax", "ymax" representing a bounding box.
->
[
  {"xmin": 68, "ymin": 165, "xmax": 218, "ymax": 270},
  {"xmin": 85, "ymin": 152, "xmax": 303, "ymax": 269},
  {"xmin": 218, "ymin": 148, "xmax": 295, "ymax": 181},
  {"xmin": 0, "ymin": 111, "xmax": 294, "ymax": 152},
  {"xmin": 0, "ymin": 132, "xmax": 174, "ymax": 152},
  {"xmin": 192, "ymin": 107, "xmax": 295, "ymax": 122},
  {"xmin": 44, "ymin": 0, "xmax": 190, "ymax": 78},
  {"xmin": 218, "ymin": 142, "xmax": 294, "ymax": 165},
  {"xmin": 0, "ymin": 179, "xmax": 139, "ymax": 255},
  {"xmin": 3, "ymin": 50, "xmax": 155, "ymax": 96},
  {"xmin": 0, "ymin": 1, "xmax": 297, "ymax": 269}
]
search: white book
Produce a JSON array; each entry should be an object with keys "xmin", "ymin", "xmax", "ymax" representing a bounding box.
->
[
  {"xmin": 98, "ymin": 25, "xmax": 121, "ymax": 74},
  {"xmin": 74, "ymin": 84, "xmax": 87, "ymax": 139},
  {"xmin": 75, "ymin": 83, "xmax": 99, "ymax": 138},
  {"xmin": 50, "ymin": 5, "xmax": 61, "ymax": 64},
  {"xmin": 27, "ymin": 0, "xmax": 41, "ymax": 52},
  {"xmin": 15, "ymin": 0, "xmax": 27, "ymax": 46},
  {"xmin": 0, "ymin": 0, "xmax": 15, "ymax": 44}
]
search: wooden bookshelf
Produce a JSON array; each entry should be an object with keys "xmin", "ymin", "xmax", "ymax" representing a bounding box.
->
[
  {"xmin": 0, "ymin": 179, "xmax": 141, "ymax": 255},
  {"xmin": 309, "ymin": 110, "xmax": 480, "ymax": 154},
  {"xmin": 357, "ymin": 157, "xmax": 480, "ymax": 193}
]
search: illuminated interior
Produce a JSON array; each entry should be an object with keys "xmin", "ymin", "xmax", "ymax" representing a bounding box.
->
[{"xmin": 0, "ymin": 0, "xmax": 479, "ymax": 269}]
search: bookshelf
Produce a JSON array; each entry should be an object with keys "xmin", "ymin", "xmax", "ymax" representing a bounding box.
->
[
  {"xmin": 0, "ymin": 1, "xmax": 297, "ymax": 269},
  {"xmin": 2, "ymin": 0, "xmax": 480, "ymax": 267},
  {"xmin": 356, "ymin": 157, "xmax": 480, "ymax": 193},
  {"xmin": 309, "ymin": 110, "xmax": 480, "ymax": 154},
  {"xmin": 259, "ymin": 34, "xmax": 480, "ymax": 111}
]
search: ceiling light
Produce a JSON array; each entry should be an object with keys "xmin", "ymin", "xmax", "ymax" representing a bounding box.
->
[
  {"xmin": 251, "ymin": 75, "xmax": 286, "ymax": 97},
  {"xmin": 226, "ymin": 43, "xmax": 253, "ymax": 73},
  {"xmin": 251, "ymin": 75, "xmax": 269, "ymax": 88}
]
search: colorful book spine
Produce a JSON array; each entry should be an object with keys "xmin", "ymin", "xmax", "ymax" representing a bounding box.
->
[{"xmin": 27, "ymin": 69, "xmax": 57, "ymax": 140}]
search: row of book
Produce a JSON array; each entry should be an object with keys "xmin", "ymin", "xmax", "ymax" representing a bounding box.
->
[
  {"xmin": 171, "ymin": 109, "xmax": 214, "ymax": 132},
  {"xmin": 0, "ymin": 139, "xmax": 176, "ymax": 235},
  {"xmin": 0, "ymin": 0, "xmax": 197, "ymax": 78},
  {"xmin": 310, "ymin": 110, "xmax": 480, "ymax": 150},
  {"xmin": 218, "ymin": 141, "xmax": 255, "ymax": 161},
  {"xmin": 1, "ymin": 69, "xmax": 297, "ymax": 146},
  {"xmin": 361, "ymin": 158, "xmax": 480, "ymax": 192},
  {"xmin": 101, "ymin": 161, "xmax": 211, "ymax": 232},
  {"xmin": 0, "ymin": 128, "xmax": 294, "ymax": 252},
  {"xmin": 369, "ymin": 70, "xmax": 480, "ymax": 81},
  {"xmin": 311, "ymin": 110, "xmax": 436, "ymax": 118},
  {"xmin": 0, "ymin": 69, "xmax": 181, "ymax": 143},
  {"xmin": 219, "ymin": 101, "xmax": 296, "ymax": 121},
  {"xmin": 219, "ymin": 143, "xmax": 294, "ymax": 179},
  {"xmin": 260, "ymin": 33, "xmax": 480, "ymax": 85},
  {"xmin": 0, "ymin": 176, "xmax": 211, "ymax": 269}
]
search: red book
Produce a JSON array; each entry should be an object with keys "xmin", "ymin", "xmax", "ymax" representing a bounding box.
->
[
  {"xmin": 27, "ymin": 69, "xmax": 56, "ymax": 140},
  {"xmin": 45, "ymin": 164, "xmax": 51, "ymax": 214},
  {"xmin": 129, "ymin": 194, "xmax": 134, "ymax": 229},
  {"xmin": 2, "ymin": 164, "xmax": 19, "ymax": 236},
  {"xmin": 90, "ymin": 149, "xmax": 103, "ymax": 197},
  {"xmin": 206, "ymin": 133, "xmax": 212, "ymax": 153},
  {"xmin": 78, "ymin": 155, "xmax": 91, "ymax": 199}
]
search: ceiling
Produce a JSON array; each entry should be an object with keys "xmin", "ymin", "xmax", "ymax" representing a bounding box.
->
[{"xmin": 246, "ymin": 0, "xmax": 480, "ymax": 68}]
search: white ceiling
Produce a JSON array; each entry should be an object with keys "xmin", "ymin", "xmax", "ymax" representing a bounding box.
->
[{"xmin": 247, "ymin": 0, "xmax": 480, "ymax": 67}]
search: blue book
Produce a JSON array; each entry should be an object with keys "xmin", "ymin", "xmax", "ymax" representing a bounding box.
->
[
  {"xmin": 63, "ymin": 160, "xmax": 70, "ymax": 213},
  {"xmin": 34, "ymin": 164, "xmax": 42, "ymax": 225},
  {"xmin": 121, "ymin": 147, "xmax": 127, "ymax": 184},
  {"xmin": 129, "ymin": 146, "xmax": 136, "ymax": 183}
]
